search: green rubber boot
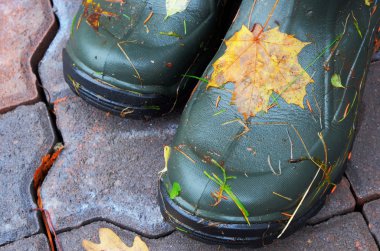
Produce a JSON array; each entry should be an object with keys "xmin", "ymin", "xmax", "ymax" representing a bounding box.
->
[
  {"xmin": 63, "ymin": 0, "xmax": 227, "ymax": 118},
  {"xmin": 159, "ymin": 0, "xmax": 380, "ymax": 247}
]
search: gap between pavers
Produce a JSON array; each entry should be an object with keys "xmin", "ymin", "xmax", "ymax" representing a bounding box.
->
[
  {"xmin": 0, "ymin": 103, "xmax": 56, "ymax": 245},
  {"xmin": 307, "ymin": 177, "xmax": 355, "ymax": 225},
  {"xmin": 0, "ymin": 234, "xmax": 49, "ymax": 251},
  {"xmin": 363, "ymin": 199, "xmax": 380, "ymax": 245},
  {"xmin": 0, "ymin": 0, "xmax": 56, "ymax": 114},
  {"xmin": 346, "ymin": 62, "xmax": 380, "ymax": 205},
  {"xmin": 39, "ymin": 0, "xmax": 81, "ymax": 102}
]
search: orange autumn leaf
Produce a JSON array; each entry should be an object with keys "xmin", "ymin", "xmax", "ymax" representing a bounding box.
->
[
  {"xmin": 33, "ymin": 144, "xmax": 64, "ymax": 190},
  {"xmin": 82, "ymin": 0, "xmax": 93, "ymax": 17},
  {"xmin": 207, "ymin": 24, "xmax": 314, "ymax": 119},
  {"xmin": 79, "ymin": 0, "xmax": 118, "ymax": 31},
  {"xmin": 33, "ymin": 143, "xmax": 64, "ymax": 251},
  {"xmin": 374, "ymin": 37, "xmax": 380, "ymax": 53},
  {"xmin": 86, "ymin": 3, "xmax": 118, "ymax": 31}
]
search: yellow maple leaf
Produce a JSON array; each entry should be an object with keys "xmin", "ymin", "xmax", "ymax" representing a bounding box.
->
[
  {"xmin": 82, "ymin": 228, "xmax": 149, "ymax": 251},
  {"xmin": 207, "ymin": 24, "xmax": 314, "ymax": 119}
]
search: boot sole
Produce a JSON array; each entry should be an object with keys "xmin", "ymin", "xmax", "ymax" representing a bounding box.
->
[
  {"xmin": 158, "ymin": 178, "xmax": 329, "ymax": 248},
  {"xmin": 62, "ymin": 49, "xmax": 189, "ymax": 119}
]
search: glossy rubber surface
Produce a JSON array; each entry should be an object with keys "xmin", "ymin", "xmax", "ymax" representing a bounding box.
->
[
  {"xmin": 64, "ymin": 0, "xmax": 226, "ymax": 118},
  {"xmin": 159, "ymin": 0, "xmax": 380, "ymax": 245}
]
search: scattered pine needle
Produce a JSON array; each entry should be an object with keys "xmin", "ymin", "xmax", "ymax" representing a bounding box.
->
[
  {"xmin": 339, "ymin": 103, "xmax": 351, "ymax": 122},
  {"xmin": 215, "ymin": 96, "xmax": 221, "ymax": 108},
  {"xmin": 213, "ymin": 109, "xmax": 227, "ymax": 116},
  {"xmin": 53, "ymin": 97, "xmax": 68, "ymax": 107},
  {"xmin": 52, "ymin": 97, "xmax": 68, "ymax": 113},
  {"xmin": 278, "ymin": 168, "xmax": 321, "ymax": 238},
  {"xmin": 120, "ymin": 107, "xmax": 134, "ymax": 118},
  {"xmin": 117, "ymin": 42, "xmax": 143, "ymax": 85},
  {"xmin": 174, "ymin": 146, "xmax": 195, "ymax": 164},
  {"xmin": 144, "ymin": 11, "xmax": 154, "ymax": 25},
  {"xmin": 306, "ymin": 99, "xmax": 313, "ymax": 113},
  {"xmin": 281, "ymin": 212, "xmax": 293, "ymax": 218},
  {"xmin": 348, "ymin": 152, "xmax": 352, "ymax": 161},
  {"xmin": 272, "ymin": 192, "xmax": 292, "ymax": 201}
]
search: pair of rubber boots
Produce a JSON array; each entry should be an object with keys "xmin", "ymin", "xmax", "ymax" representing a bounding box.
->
[{"xmin": 64, "ymin": 0, "xmax": 380, "ymax": 247}]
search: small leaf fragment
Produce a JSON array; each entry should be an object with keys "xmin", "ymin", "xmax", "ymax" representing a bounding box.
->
[
  {"xmin": 169, "ymin": 182, "xmax": 182, "ymax": 199},
  {"xmin": 352, "ymin": 12, "xmax": 363, "ymax": 38},
  {"xmin": 159, "ymin": 146, "xmax": 171, "ymax": 175},
  {"xmin": 166, "ymin": 0, "xmax": 191, "ymax": 19},
  {"xmin": 331, "ymin": 73, "xmax": 345, "ymax": 88},
  {"xmin": 159, "ymin": 31, "xmax": 182, "ymax": 38},
  {"xmin": 82, "ymin": 228, "xmax": 149, "ymax": 251},
  {"xmin": 365, "ymin": 0, "xmax": 373, "ymax": 6}
]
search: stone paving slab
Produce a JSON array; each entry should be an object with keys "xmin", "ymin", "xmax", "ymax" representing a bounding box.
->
[
  {"xmin": 39, "ymin": 0, "xmax": 81, "ymax": 102},
  {"xmin": 0, "ymin": 234, "xmax": 49, "ymax": 251},
  {"xmin": 0, "ymin": 103, "xmax": 56, "ymax": 245},
  {"xmin": 363, "ymin": 199, "xmax": 380, "ymax": 244},
  {"xmin": 308, "ymin": 177, "xmax": 355, "ymax": 224},
  {"xmin": 58, "ymin": 213, "xmax": 377, "ymax": 251},
  {"xmin": 263, "ymin": 213, "xmax": 378, "ymax": 251},
  {"xmin": 346, "ymin": 62, "xmax": 380, "ymax": 204},
  {"xmin": 373, "ymin": 51, "xmax": 380, "ymax": 61},
  {"xmin": 41, "ymin": 97, "xmax": 178, "ymax": 237},
  {"xmin": 0, "ymin": 0, "xmax": 55, "ymax": 113}
]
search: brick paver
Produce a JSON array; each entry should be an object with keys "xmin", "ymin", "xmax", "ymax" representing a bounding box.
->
[
  {"xmin": 0, "ymin": 234, "xmax": 49, "ymax": 251},
  {"xmin": 346, "ymin": 62, "xmax": 380, "ymax": 204},
  {"xmin": 308, "ymin": 177, "xmax": 355, "ymax": 224},
  {"xmin": 58, "ymin": 213, "xmax": 377, "ymax": 251},
  {"xmin": 0, "ymin": 103, "xmax": 56, "ymax": 245},
  {"xmin": 0, "ymin": 0, "xmax": 55, "ymax": 113},
  {"xmin": 373, "ymin": 51, "xmax": 380, "ymax": 61},
  {"xmin": 264, "ymin": 213, "xmax": 378, "ymax": 251},
  {"xmin": 39, "ymin": 0, "xmax": 81, "ymax": 102},
  {"xmin": 41, "ymin": 97, "xmax": 177, "ymax": 237},
  {"xmin": 363, "ymin": 199, "xmax": 380, "ymax": 244}
]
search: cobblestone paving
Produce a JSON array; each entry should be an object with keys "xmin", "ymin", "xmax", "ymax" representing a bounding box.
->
[
  {"xmin": 0, "ymin": 0, "xmax": 379, "ymax": 250},
  {"xmin": 39, "ymin": 0, "xmax": 80, "ymax": 102},
  {"xmin": 363, "ymin": 199, "xmax": 380, "ymax": 244},
  {"xmin": 0, "ymin": 0, "xmax": 55, "ymax": 113},
  {"xmin": 0, "ymin": 103, "xmax": 56, "ymax": 245},
  {"xmin": 41, "ymin": 97, "xmax": 177, "ymax": 236},
  {"xmin": 346, "ymin": 62, "xmax": 380, "ymax": 205},
  {"xmin": 57, "ymin": 214, "xmax": 378, "ymax": 251},
  {"xmin": 0, "ymin": 234, "xmax": 49, "ymax": 251}
]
